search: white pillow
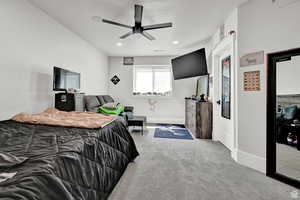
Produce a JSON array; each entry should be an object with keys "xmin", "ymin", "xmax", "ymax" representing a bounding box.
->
[{"xmin": 102, "ymin": 102, "xmax": 120, "ymax": 110}]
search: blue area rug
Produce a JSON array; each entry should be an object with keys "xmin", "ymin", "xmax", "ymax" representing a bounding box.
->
[
  {"xmin": 154, "ymin": 125, "xmax": 193, "ymax": 140},
  {"xmin": 156, "ymin": 124, "xmax": 185, "ymax": 128}
]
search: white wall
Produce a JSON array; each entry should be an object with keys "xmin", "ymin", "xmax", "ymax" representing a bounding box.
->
[
  {"xmin": 277, "ymin": 56, "xmax": 300, "ymax": 95},
  {"xmin": 237, "ymin": 0, "xmax": 300, "ymax": 172},
  {"xmin": 108, "ymin": 56, "xmax": 202, "ymax": 124},
  {"xmin": 0, "ymin": 0, "xmax": 108, "ymax": 120},
  {"xmin": 211, "ymin": 8, "xmax": 238, "ymax": 50}
]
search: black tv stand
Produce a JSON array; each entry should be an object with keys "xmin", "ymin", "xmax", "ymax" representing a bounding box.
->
[{"xmin": 55, "ymin": 92, "xmax": 85, "ymax": 112}]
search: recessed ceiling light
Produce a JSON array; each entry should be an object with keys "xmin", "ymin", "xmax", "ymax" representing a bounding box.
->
[
  {"xmin": 116, "ymin": 42, "xmax": 123, "ymax": 47},
  {"xmin": 172, "ymin": 41, "xmax": 179, "ymax": 45}
]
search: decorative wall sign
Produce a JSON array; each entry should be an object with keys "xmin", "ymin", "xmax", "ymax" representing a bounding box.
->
[
  {"xmin": 273, "ymin": 0, "xmax": 300, "ymax": 8},
  {"xmin": 244, "ymin": 71, "xmax": 260, "ymax": 91},
  {"xmin": 240, "ymin": 51, "xmax": 264, "ymax": 67},
  {"xmin": 111, "ymin": 75, "xmax": 120, "ymax": 85},
  {"xmin": 123, "ymin": 57, "xmax": 134, "ymax": 65}
]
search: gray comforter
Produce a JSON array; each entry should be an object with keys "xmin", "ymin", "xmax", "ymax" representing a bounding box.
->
[{"xmin": 0, "ymin": 119, "xmax": 139, "ymax": 200}]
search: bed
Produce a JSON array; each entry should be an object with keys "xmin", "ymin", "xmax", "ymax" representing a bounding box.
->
[{"xmin": 0, "ymin": 110, "xmax": 139, "ymax": 200}]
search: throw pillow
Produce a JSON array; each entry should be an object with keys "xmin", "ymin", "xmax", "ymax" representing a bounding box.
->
[
  {"xmin": 102, "ymin": 102, "xmax": 120, "ymax": 110},
  {"xmin": 282, "ymin": 105, "xmax": 298, "ymax": 120},
  {"xmin": 99, "ymin": 106, "xmax": 125, "ymax": 115}
]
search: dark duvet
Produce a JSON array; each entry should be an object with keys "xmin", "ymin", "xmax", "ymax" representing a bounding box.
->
[{"xmin": 0, "ymin": 119, "xmax": 139, "ymax": 200}]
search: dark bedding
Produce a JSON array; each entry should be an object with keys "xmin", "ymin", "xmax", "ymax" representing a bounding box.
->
[{"xmin": 0, "ymin": 119, "xmax": 139, "ymax": 200}]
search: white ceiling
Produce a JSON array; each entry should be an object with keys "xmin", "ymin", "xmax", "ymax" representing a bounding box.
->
[{"xmin": 28, "ymin": 0, "xmax": 247, "ymax": 56}]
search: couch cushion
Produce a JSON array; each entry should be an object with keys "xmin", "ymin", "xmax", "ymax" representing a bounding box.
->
[
  {"xmin": 97, "ymin": 95, "xmax": 114, "ymax": 105},
  {"xmin": 103, "ymin": 95, "xmax": 114, "ymax": 103},
  {"xmin": 97, "ymin": 96, "xmax": 106, "ymax": 106},
  {"xmin": 84, "ymin": 96, "xmax": 101, "ymax": 112}
]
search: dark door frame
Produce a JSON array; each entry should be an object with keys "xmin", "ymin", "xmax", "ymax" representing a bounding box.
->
[{"xmin": 267, "ymin": 47, "xmax": 300, "ymax": 189}]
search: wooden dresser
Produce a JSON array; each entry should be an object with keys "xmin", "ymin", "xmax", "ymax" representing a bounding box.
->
[{"xmin": 185, "ymin": 99, "xmax": 212, "ymax": 139}]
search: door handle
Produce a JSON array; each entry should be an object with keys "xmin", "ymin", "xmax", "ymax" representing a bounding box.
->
[{"xmin": 216, "ymin": 100, "xmax": 221, "ymax": 105}]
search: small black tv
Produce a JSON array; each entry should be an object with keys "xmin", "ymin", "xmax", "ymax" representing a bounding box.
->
[
  {"xmin": 171, "ymin": 48, "xmax": 208, "ymax": 80},
  {"xmin": 53, "ymin": 67, "xmax": 80, "ymax": 91}
]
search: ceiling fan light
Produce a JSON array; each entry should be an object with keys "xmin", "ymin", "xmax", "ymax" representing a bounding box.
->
[
  {"xmin": 172, "ymin": 40, "xmax": 179, "ymax": 45},
  {"xmin": 116, "ymin": 42, "xmax": 123, "ymax": 46}
]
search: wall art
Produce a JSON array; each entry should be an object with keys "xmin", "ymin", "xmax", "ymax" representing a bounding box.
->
[
  {"xmin": 111, "ymin": 75, "xmax": 120, "ymax": 85},
  {"xmin": 240, "ymin": 51, "xmax": 264, "ymax": 67},
  {"xmin": 244, "ymin": 71, "xmax": 260, "ymax": 91}
]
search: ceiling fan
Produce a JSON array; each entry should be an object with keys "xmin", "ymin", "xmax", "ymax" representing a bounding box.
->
[{"xmin": 100, "ymin": 4, "xmax": 173, "ymax": 41}]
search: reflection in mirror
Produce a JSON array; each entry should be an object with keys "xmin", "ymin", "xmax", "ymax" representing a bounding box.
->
[
  {"xmin": 196, "ymin": 75, "xmax": 209, "ymax": 99},
  {"xmin": 276, "ymin": 55, "xmax": 300, "ymax": 180},
  {"xmin": 222, "ymin": 56, "xmax": 231, "ymax": 119}
]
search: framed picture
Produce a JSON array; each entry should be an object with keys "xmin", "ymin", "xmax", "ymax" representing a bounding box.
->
[
  {"xmin": 244, "ymin": 71, "xmax": 260, "ymax": 91},
  {"xmin": 196, "ymin": 75, "xmax": 209, "ymax": 98},
  {"xmin": 123, "ymin": 57, "xmax": 134, "ymax": 65}
]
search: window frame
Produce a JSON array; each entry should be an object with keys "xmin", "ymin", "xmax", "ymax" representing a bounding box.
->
[{"xmin": 133, "ymin": 65, "xmax": 173, "ymax": 98}]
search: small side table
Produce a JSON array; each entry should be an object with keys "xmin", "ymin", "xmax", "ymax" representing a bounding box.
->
[{"xmin": 128, "ymin": 116, "xmax": 147, "ymax": 135}]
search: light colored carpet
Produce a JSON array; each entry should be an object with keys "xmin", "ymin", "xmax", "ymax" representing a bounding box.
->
[
  {"xmin": 277, "ymin": 143, "xmax": 300, "ymax": 180},
  {"xmin": 109, "ymin": 126, "xmax": 299, "ymax": 200}
]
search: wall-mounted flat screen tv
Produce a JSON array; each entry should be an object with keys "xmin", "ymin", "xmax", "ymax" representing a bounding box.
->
[
  {"xmin": 53, "ymin": 67, "xmax": 80, "ymax": 91},
  {"xmin": 171, "ymin": 48, "xmax": 208, "ymax": 80}
]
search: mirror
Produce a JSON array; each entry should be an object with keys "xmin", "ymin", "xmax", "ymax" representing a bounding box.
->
[
  {"xmin": 276, "ymin": 55, "xmax": 300, "ymax": 180},
  {"xmin": 222, "ymin": 56, "xmax": 231, "ymax": 119},
  {"xmin": 267, "ymin": 48, "xmax": 300, "ymax": 189},
  {"xmin": 196, "ymin": 75, "xmax": 209, "ymax": 99}
]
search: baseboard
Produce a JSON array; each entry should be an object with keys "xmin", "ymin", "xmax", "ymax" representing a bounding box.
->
[
  {"xmin": 237, "ymin": 150, "xmax": 266, "ymax": 174},
  {"xmin": 147, "ymin": 118, "xmax": 185, "ymax": 125},
  {"xmin": 231, "ymin": 148, "xmax": 238, "ymax": 162}
]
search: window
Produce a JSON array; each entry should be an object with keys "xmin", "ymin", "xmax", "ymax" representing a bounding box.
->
[{"xmin": 133, "ymin": 66, "xmax": 172, "ymax": 97}]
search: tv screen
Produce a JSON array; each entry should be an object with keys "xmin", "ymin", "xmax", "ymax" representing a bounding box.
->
[
  {"xmin": 53, "ymin": 67, "xmax": 80, "ymax": 91},
  {"xmin": 171, "ymin": 48, "xmax": 208, "ymax": 80}
]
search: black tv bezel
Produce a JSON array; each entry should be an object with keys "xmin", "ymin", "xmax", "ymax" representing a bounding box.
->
[
  {"xmin": 171, "ymin": 48, "xmax": 208, "ymax": 80},
  {"xmin": 53, "ymin": 66, "xmax": 81, "ymax": 92}
]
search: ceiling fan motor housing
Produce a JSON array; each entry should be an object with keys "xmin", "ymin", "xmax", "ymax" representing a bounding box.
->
[
  {"xmin": 101, "ymin": 4, "xmax": 172, "ymax": 41},
  {"xmin": 133, "ymin": 25, "xmax": 143, "ymax": 34}
]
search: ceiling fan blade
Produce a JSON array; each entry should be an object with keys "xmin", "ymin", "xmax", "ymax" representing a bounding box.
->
[
  {"xmin": 134, "ymin": 5, "xmax": 143, "ymax": 24},
  {"xmin": 141, "ymin": 32, "xmax": 155, "ymax": 41},
  {"xmin": 120, "ymin": 31, "xmax": 133, "ymax": 39},
  {"xmin": 102, "ymin": 19, "xmax": 132, "ymax": 29},
  {"xmin": 143, "ymin": 23, "xmax": 173, "ymax": 31}
]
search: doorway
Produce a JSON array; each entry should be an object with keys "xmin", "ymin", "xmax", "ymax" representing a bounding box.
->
[{"xmin": 212, "ymin": 35, "xmax": 237, "ymax": 159}]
